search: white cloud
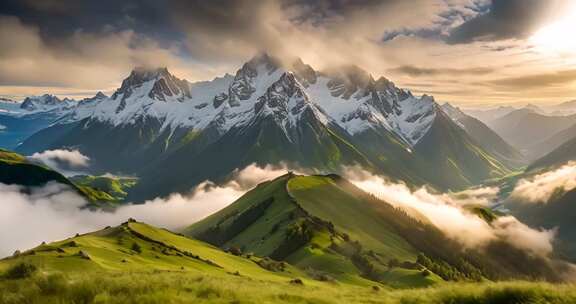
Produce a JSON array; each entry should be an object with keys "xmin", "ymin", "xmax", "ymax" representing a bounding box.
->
[
  {"xmin": 510, "ymin": 162, "xmax": 576, "ymax": 204},
  {"xmin": 0, "ymin": 164, "xmax": 292, "ymax": 258},
  {"xmin": 29, "ymin": 149, "xmax": 90, "ymax": 176},
  {"xmin": 0, "ymin": 161, "xmax": 561, "ymax": 259},
  {"xmin": 345, "ymin": 168, "xmax": 556, "ymax": 256},
  {"xmin": 30, "ymin": 149, "xmax": 90, "ymax": 168}
]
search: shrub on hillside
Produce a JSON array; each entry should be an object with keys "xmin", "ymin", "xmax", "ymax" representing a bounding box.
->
[
  {"xmin": 227, "ymin": 246, "xmax": 242, "ymax": 256},
  {"xmin": 131, "ymin": 243, "xmax": 142, "ymax": 254},
  {"xmin": 257, "ymin": 258, "xmax": 287, "ymax": 272},
  {"xmin": 4, "ymin": 262, "xmax": 37, "ymax": 279}
]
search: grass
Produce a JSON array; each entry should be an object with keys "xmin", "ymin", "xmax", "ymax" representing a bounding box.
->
[
  {"xmin": 0, "ymin": 149, "xmax": 115, "ymax": 205},
  {"xmin": 0, "ymin": 148, "xmax": 26, "ymax": 163},
  {"xmin": 1, "ymin": 271, "xmax": 575, "ymax": 304},
  {"xmin": 378, "ymin": 267, "xmax": 443, "ymax": 289},
  {"xmin": 185, "ymin": 175, "xmax": 300, "ymax": 257},
  {"xmin": 189, "ymin": 174, "xmax": 444, "ymax": 287},
  {"xmin": 287, "ymin": 175, "xmax": 417, "ymax": 261},
  {"xmin": 0, "ymin": 221, "xmax": 312, "ymax": 284},
  {"xmin": 71, "ymin": 175, "xmax": 138, "ymax": 204},
  {"xmin": 0, "ymin": 148, "xmax": 73, "ymax": 187}
]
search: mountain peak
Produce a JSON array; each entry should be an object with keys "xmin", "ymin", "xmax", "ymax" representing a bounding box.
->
[
  {"xmin": 112, "ymin": 66, "xmax": 190, "ymax": 103},
  {"xmin": 123, "ymin": 66, "xmax": 172, "ymax": 86},
  {"xmin": 247, "ymin": 52, "xmax": 282, "ymax": 69},
  {"xmin": 322, "ymin": 65, "xmax": 376, "ymax": 99},
  {"xmin": 94, "ymin": 91, "xmax": 108, "ymax": 99}
]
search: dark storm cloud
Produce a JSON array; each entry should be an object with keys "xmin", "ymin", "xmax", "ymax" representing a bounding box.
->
[
  {"xmin": 287, "ymin": 0, "xmax": 395, "ymax": 24},
  {"xmin": 3, "ymin": 0, "xmax": 440, "ymax": 89},
  {"xmin": 0, "ymin": 0, "xmax": 179, "ymax": 43},
  {"xmin": 447, "ymin": 0, "xmax": 573, "ymax": 44},
  {"xmin": 0, "ymin": 0, "xmax": 397, "ymax": 48}
]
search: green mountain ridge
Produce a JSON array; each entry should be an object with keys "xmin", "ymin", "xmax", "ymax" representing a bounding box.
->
[
  {"xmin": 186, "ymin": 173, "xmax": 565, "ymax": 285},
  {"xmin": 70, "ymin": 175, "xmax": 137, "ymax": 204},
  {"xmin": 0, "ymin": 148, "xmax": 74, "ymax": 188},
  {"xmin": 0, "ymin": 149, "xmax": 123, "ymax": 206}
]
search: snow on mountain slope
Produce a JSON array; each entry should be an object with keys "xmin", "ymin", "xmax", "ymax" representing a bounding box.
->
[
  {"xmin": 0, "ymin": 98, "xmax": 22, "ymax": 115},
  {"xmin": 20, "ymin": 94, "xmax": 74, "ymax": 114},
  {"xmin": 307, "ymin": 72, "xmax": 435, "ymax": 145},
  {"xmin": 49, "ymin": 54, "xmax": 434, "ymax": 148}
]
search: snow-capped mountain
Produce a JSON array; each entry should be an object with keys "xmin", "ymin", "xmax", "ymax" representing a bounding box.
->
[
  {"xmin": 20, "ymin": 94, "xmax": 75, "ymax": 114},
  {"xmin": 56, "ymin": 54, "xmax": 435, "ymax": 147},
  {"xmin": 17, "ymin": 53, "xmax": 513, "ymax": 199},
  {"xmin": 0, "ymin": 97, "xmax": 21, "ymax": 115},
  {"xmin": 0, "ymin": 96, "xmax": 74, "ymax": 149}
]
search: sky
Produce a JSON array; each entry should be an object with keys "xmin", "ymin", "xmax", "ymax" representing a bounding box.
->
[{"xmin": 0, "ymin": 0, "xmax": 575, "ymax": 107}]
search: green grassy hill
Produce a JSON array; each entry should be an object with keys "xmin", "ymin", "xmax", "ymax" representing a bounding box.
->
[
  {"xmin": 70, "ymin": 175, "xmax": 137, "ymax": 203},
  {"xmin": 186, "ymin": 173, "xmax": 563, "ymax": 286},
  {"xmin": 0, "ymin": 148, "xmax": 74, "ymax": 188},
  {"xmin": 185, "ymin": 174, "xmax": 439, "ymax": 286},
  {"xmin": 0, "ymin": 149, "xmax": 123, "ymax": 207},
  {"xmin": 0, "ymin": 221, "xmax": 310, "ymax": 283},
  {"xmin": 2, "ymin": 181, "xmax": 576, "ymax": 303},
  {"xmin": 2, "ymin": 265, "xmax": 575, "ymax": 304}
]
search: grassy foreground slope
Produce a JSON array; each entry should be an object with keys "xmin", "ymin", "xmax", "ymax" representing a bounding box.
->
[
  {"xmin": 2, "ymin": 222, "xmax": 575, "ymax": 303},
  {"xmin": 2, "ymin": 272, "xmax": 576, "ymax": 304},
  {"xmin": 0, "ymin": 221, "xmax": 308, "ymax": 283}
]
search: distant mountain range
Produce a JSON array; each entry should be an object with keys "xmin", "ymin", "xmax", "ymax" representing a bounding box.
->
[
  {"xmin": 4, "ymin": 54, "xmax": 517, "ymax": 200},
  {"xmin": 462, "ymin": 104, "xmax": 576, "ymax": 161},
  {"xmin": 465, "ymin": 101, "xmax": 576, "ymax": 125},
  {"xmin": 488, "ymin": 109, "xmax": 576, "ymax": 157},
  {"xmin": 0, "ymin": 95, "xmax": 77, "ymax": 149}
]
